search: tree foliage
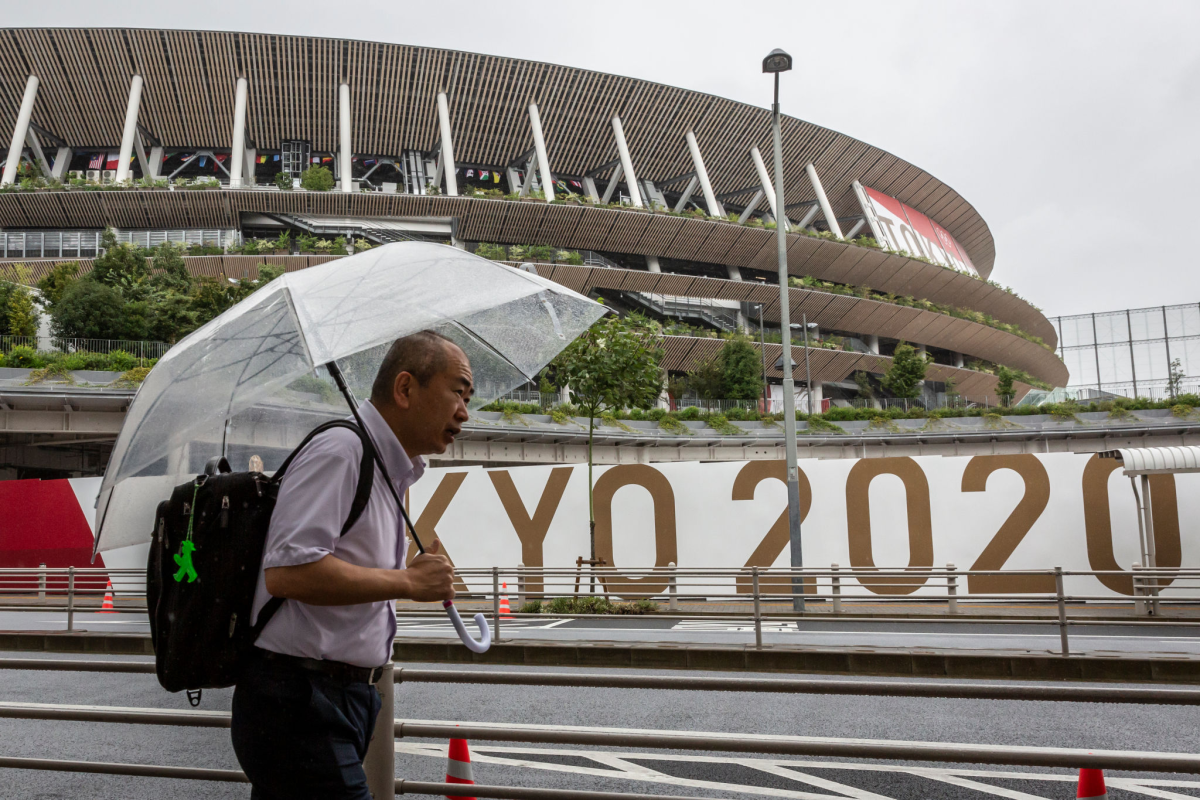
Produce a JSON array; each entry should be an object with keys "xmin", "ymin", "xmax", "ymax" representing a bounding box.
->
[
  {"xmin": 995, "ymin": 365, "xmax": 1015, "ymax": 405},
  {"xmin": 880, "ymin": 341, "xmax": 929, "ymax": 399},
  {"xmin": 552, "ymin": 312, "xmax": 663, "ymax": 556},
  {"xmin": 300, "ymin": 165, "xmax": 334, "ymax": 191},
  {"xmin": 719, "ymin": 335, "xmax": 762, "ymax": 400}
]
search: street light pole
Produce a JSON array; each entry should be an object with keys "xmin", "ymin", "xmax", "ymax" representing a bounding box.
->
[
  {"xmin": 758, "ymin": 303, "xmax": 769, "ymax": 412},
  {"xmin": 802, "ymin": 313, "xmax": 813, "ymax": 415},
  {"xmin": 763, "ymin": 48, "xmax": 804, "ymax": 613}
]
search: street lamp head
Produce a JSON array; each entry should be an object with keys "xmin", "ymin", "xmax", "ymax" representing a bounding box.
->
[{"xmin": 762, "ymin": 49, "xmax": 793, "ymax": 74}]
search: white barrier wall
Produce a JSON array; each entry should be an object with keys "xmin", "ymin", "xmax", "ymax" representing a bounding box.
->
[{"xmin": 408, "ymin": 453, "xmax": 1200, "ymax": 599}]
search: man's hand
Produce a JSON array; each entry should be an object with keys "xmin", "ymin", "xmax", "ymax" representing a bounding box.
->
[{"xmin": 402, "ymin": 539, "xmax": 456, "ymax": 602}]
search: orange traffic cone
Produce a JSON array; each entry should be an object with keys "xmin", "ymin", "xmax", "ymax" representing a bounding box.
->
[
  {"xmin": 445, "ymin": 738, "xmax": 475, "ymax": 800},
  {"xmin": 1077, "ymin": 768, "xmax": 1107, "ymax": 799},
  {"xmin": 499, "ymin": 582, "xmax": 513, "ymax": 619},
  {"xmin": 99, "ymin": 580, "xmax": 116, "ymax": 613}
]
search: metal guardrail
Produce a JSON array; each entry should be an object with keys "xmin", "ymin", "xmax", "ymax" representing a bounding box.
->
[
  {"xmin": 2, "ymin": 654, "xmax": 1200, "ymax": 796},
  {"xmin": 6, "ymin": 659, "xmax": 1200, "ymax": 705},
  {"xmin": 4, "ymin": 565, "xmax": 1198, "ymax": 656},
  {"xmin": 0, "ymin": 335, "xmax": 169, "ymax": 360}
]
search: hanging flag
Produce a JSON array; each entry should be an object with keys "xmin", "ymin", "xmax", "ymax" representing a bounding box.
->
[
  {"xmin": 258, "ymin": 155, "xmax": 267, "ymax": 164},
  {"xmin": 494, "ymin": 172, "xmax": 501, "ymax": 183},
  {"xmin": 215, "ymin": 153, "xmax": 228, "ymax": 163},
  {"xmin": 312, "ymin": 156, "xmax": 320, "ymax": 164},
  {"xmin": 88, "ymin": 153, "xmax": 104, "ymax": 169},
  {"xmin": 466, "ymin": 169, "xmax": 475, "ymax": 178},
  {"xmin": 198, "ymin": 155, "xmax": 208, "ymax": 167},
  {"xmin": 570, "ymin": 180, "xmax": 582, "ymax": 188},
  {"xmin": 479, "ymin": 170, "xmax": 489, "ymax": 180},
  {"xmin": 273, "ymin": 154, "xmax": 280, "ymax": 161},
  {"xmin": 104, "ymin": 151, "xmax": 122, "ymax": 170}
]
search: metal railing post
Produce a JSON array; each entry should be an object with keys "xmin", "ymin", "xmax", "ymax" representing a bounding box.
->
[
  {"xmin": 492, "ymin": 567, "xmax": 501, "ymax": 644},
  {"xmin": 516, "ymin": 563, "xmax": 525, "ymax": 610},
  {"xmin": 66, "ymin": 568, "xmax": 75, "ymax": 632},
  {"xmin": 364, "ymin": 661, "xmax": 394, "ymax": 799},
  {"xmin": 1132, "ymin": 563, "xmax": 1146, "ymax": 616},
  {"xmin": 946, "ymin": 562, "xmax": 959, "ymax": 615},
  {"xmin": 752, "ymin": 567, "xmax": 762, "ymax": 650},
  {"xmin": 1055, "ymin": 566, "xmax": 1069, "ymax": 657},
  {"xmin": 830, "ymin": 563, "xmax": 842, "ymax": 614},
  {"xmin": 37, "ymin": 564, "xmax": 46, "ymax": 601},
  {"xmin": 668, "ymin": 561, "xmax": 678, "ymax": 611}
]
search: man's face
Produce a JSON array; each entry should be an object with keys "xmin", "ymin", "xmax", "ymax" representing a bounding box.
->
[{"xmin": 403, "ymin": 344, "xmax": 473, "ymax": 456}]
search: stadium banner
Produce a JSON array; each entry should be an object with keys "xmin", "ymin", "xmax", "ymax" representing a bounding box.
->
[
  {"xmin": 407, "ymin": 453, "xmax": 1198, "ymax": 599},
  {"xmin": 858, "ymin": 186, "xmax": 978, "ymax": 276}
]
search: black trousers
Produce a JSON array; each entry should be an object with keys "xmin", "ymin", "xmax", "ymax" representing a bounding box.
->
[{"xmin": 231, "ymin": 650, "xmax": 382, "ymax": 800}]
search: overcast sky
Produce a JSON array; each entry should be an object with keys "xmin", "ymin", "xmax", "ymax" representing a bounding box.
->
[{"xmin": 8, "ymin": 0, "xmax": 1198, "ymax": 317}]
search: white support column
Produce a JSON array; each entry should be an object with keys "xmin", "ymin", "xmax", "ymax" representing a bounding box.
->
[
  {"xmin": 954, "ymin": 352, "xmax": 964, "ymax": 369},
  {"xmin": 229, "ymin": 77, "xmax": 249, "ymax": 188},
  {"xmin": 865, "ymin": 334, "xmax": 880, "ymax": 355},
  {"xmin": 338, "ymin": 82, "xmax": 353, "ymax": 193},
  {"xmin": 805, "ymin": 162, "xmax": 843, "ymax": 239},
  {"xmin": 147, "ymin": 146, "xmax": 165, "ymax": 179},
  {"xmin": 673, "ymin": 176, "xmax": 699, "ymax": 213},
  {"xmin": 685, "ymin": 130, "xmax": 722, "ymax": 217},
  {"xmin": 726, "ymin": 264, "xmax": 742, "ymax": 281},
  {"xmin": 600, "ymin": 163, "xmax": 623, "ymax": 204},
  {"xmin": 24, "ymin": 128, "xmax": 51, "ymax": 177},
  {"xmin": 737, "ymin": 190, "xmax": 764, "ymax": 224},
  {"xmin": 134, "ymin": 132, "xmax": 151, "ymax": 180},
  {"xmin": 646, "ymin": 255, "xmax": 661, "ymax": 273},
  {"xmin": 610, "ymin": 116, "xmax": 642, "ymax": 208},
  {"xmin": 436, "ymin": 91, "xmax": 458, "ymax": 196},
  {"xmin": 519, "ymin": 156, "xmax": 537, "ymax": 198},
  {"xmin": 528, "ymin": 103, "xmax": 554, "ymax": 202},
  {"xmin": 244, "ymin": 147, "xmax": 256, "ymax": 185},
  {"xmin": 852, "ymin": 180, "xmax": 887, "ymax": 246},
  {"xmin": 51, "ymin": 147, "xmax": 72, "ymax": 180},
  {"xmin": 844, "ymin": 218, "xmax": 866, "ymax": 240},
  {"xmin": 796, "ymin": 203, "xmax": 820, "ymax": 230},
  {"xmin": 582, "ymin": 176, "xmax": 600, "ymax": 202},
  {"xmin": 115, "ymin": 75, "xmax": 143, "ymax": 184},
  {"xmin": 749, "ymin": 146, "xmax": 789, "ymax": 230},
  {"xmin": 3, "ymin": 75, "xmax": 39, "ymax": 185},
  {"xmin": 506, "ymin": 166, "xmax": 522, "ymax": 194}
]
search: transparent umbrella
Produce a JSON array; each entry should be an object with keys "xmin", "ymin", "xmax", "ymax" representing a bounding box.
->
[{"xmin": 93, "ymin": 241, "xmax": 606, "ymax": 650}]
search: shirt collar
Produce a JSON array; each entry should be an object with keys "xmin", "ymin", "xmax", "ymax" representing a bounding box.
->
[{"xmin": 357, "ymin": 401, "xmax": 425, "ymax": 489}]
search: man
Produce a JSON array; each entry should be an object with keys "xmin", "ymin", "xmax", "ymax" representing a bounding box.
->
[{"xmin": 231, "ymin": 330, "xmax": 472, "ymax": 799}]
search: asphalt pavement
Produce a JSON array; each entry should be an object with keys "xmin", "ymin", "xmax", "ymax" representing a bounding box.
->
[{"xmin": 0, "ymin": 655, "xmax": 1198, "ymax": 799}]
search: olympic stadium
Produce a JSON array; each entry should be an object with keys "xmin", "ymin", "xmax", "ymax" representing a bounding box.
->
[{"xmin": 5, "ymin": 26, "xmax": 1175, "ymax": 480}]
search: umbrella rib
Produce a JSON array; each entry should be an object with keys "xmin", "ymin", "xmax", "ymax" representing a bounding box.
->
[{"xmin": 449, "ymin": 320, "xmax": 535, "ymax": 383}]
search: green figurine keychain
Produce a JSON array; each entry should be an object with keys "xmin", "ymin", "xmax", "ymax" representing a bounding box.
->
[
  {"xmin": 173, "ymin": 540, "xmax": 198, "ymax": 583},
  {"xmin": 173, "ymin": 482, "xmax": 201, "ymax": 583}
]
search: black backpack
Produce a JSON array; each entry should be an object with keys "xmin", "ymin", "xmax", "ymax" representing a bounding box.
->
[{"xmin": 147, "ymin": 420, "xmax": 376, "ymax": 699}]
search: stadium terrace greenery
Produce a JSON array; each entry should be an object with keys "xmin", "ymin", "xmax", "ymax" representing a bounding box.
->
[
  {"xmin": 480, "ymin": 395, "xmax": 1200, "ymax": 434},
  {"xmin": 0, "ymin": 160, "xmax": 1035, "ymax": 307}
]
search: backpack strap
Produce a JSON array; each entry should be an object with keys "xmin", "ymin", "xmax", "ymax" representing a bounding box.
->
[{"xmin": 252, "ymin": 420, "xmax": 377, "ymax": 640}]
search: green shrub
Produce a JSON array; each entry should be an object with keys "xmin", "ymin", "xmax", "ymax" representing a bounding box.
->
[
  {"xmin": 299, "ymin": 166, "xmax": 334, "ymax": 191},
  {"xmin": 105, "ymin": 349, "xmax": 137, "ymax": 372},
  {"xmin": 274, "ymin": 172, "xmax": 293, "ymax": 191},
  {"xmin": 3, "ymin": 345, "xmax": 44, "ymax": 368},
  {"xmin": 517, "ymin": 600, "xmax": 543, "ymax": 614},
  {"xmin": 111, "ymin": 366, "xmax": 150, "ymax": 386},
  {"xmin": 474, "ymin": 242, "xmax": 507, "ymax": 260}
]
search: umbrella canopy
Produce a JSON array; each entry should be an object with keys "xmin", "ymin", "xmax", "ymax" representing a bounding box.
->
[{"xmin": 94, "ymin": 242, "xmax": 606, "ymax": 553}]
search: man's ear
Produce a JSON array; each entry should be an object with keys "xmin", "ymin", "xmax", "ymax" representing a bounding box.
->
[{"xmin": 391, "ymin": 371, "xmax": 415, "ymax": 410}]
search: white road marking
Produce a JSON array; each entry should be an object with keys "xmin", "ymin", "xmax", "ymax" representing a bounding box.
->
[{"xmin": 398, "ymin": 742, "xmax": 1200, "ymax": 799}]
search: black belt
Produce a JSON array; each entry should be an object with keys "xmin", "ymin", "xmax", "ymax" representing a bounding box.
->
[{"xmin": 254, "ymin": 647, "xmax": 388, "ymax": 685}]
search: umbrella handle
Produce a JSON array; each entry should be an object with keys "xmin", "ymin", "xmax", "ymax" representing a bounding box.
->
[{"xmin": 443, "ymin": 600, "xmax": 491, "ymax": 653}]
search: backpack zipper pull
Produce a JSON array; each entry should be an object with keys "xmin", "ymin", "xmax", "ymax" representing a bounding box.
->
[{"xmin": 219, "ymin": 495, "xmax": 230, "ymax": 528}]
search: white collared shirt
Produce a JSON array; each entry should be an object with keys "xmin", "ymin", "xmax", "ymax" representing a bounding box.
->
[{"xmin": 251, "ymin": 401, "xmax": 425, "ymax": 667}]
